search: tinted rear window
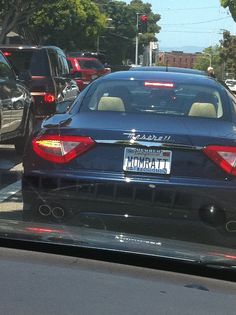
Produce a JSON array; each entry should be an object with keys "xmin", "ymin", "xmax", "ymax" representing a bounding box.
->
[
  {"xmin": 78, "ymin": 59, "xmax": 104, "ymax": 70},
  {"xmin": 80, "ymin": 79, "xmax": 225, "ymax": 119},
  {"xmin": 0, "ymin": 53, "xmax": 14, "ymax": 79},
  {"xmin": 1, "ymin": 49, "xmax": 50, "ymax": 76}
]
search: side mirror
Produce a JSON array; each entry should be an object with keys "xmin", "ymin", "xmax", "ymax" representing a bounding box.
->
[{"xmin": 18, "ymin": 70, "xmax": 32, "ymax": 82}]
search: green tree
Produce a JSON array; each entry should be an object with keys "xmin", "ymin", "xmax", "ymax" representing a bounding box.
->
[
  {"xmin": 96, "ymin": 0, "xmax": 161, "ymax": 65},
  {"xmin": 194, "ymin": 46, "xmax": 222, "ymax": 78},
  {"xmin": 30, "ymin": 0, "xmax": 106, "ymax": 50},
  {"xmin": 221, "ymin": 0, "xmax": 236, "ymax": 22},
  {"xmin": 220, "ymin": 30, "xmax": 236, "ymax": 78},
  {"xmin": 0, "ymin": 0, "xmax": 56, "ymax": 43}
]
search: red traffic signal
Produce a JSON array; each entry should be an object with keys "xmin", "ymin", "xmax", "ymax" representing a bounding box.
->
[
  {"xmin": 140, "ymin": 15, "xmax": 148, "ymax": 23},
  {"xmin": 139, "ymin": 15, "xmax": 148, "ymax": 33}
]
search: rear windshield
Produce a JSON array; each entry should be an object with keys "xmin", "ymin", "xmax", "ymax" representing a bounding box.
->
[
  {"xmin": 80, "ymin": 79, "xmax": 225, "ymax": 119},
  {"xmin": 78, "ymin": 59, "xmax": 104, "ymax": 70},
  {"xmin": 1, "ymin": 49, "xmax": 50, "ymax": 76}
]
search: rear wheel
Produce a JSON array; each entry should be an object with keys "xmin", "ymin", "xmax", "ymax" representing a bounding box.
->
[{"xmin": 14, "ymin": 110, "xmax": 34, "ymax": 155}]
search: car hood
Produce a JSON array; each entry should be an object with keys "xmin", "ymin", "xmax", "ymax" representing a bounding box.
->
[{"xmin": 0, "ymin": 219, "xmax": 236, "ymax": 270}]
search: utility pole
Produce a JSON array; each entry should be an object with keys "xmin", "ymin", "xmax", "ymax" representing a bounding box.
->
[
  {"xmin": 135, "ymin": 13, "xmax": 139, "ymax": 66},
  {"xmin": 97, "ymin": 18, "xmax": 113, "ymax": 53},
  {"xmin": 149, "ymin": 42, "xmax": 153, "ymax": 66},
  {"xmin": 96, "ymin": 36, "xmax": 100, "ymax": 53},
  {"xmin": 202, "ymin": 52, "xmax": 212, "ymax": 67}
]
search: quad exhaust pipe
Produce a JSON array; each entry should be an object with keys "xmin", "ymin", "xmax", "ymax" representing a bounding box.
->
[
  {"xmin": 51, "ymin": 206, "xmax": 65, "ymax": 219},
  {"xmin": 38, "ymin": 204, "xmax": 65, "ymax": 219},
  {"xmin": 38, "ymin": 204, "xmax": 52, "ymax": 217},
  {"xmin": 225, "ymin": 220, "xmax": 236, "ymax": 233}
]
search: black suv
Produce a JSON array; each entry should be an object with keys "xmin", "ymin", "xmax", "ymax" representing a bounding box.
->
[
  {"xmin": 0, "ymin": 51, "xmax": 33, "ymax": 154},
  {"xmin": 0, "ymin": 45, "xmax": 79, "ymax": 118}
]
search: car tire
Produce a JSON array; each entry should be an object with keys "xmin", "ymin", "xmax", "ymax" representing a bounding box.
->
[{"xmin": 14, "ymin": 110, "xmax": 34, "ymax": 155}]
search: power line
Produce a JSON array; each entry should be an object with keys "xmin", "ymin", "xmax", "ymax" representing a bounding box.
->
[
  {"xmin": 160, "ymin": 16, "xmax": 231, "ymax": 26},
  {"xmin": 158, "ymin": 6, "xmax": 221, "ymax": 11},
  {"xmin": 161, "ymin": 30, "xmax": 223, "ymax": 34}
]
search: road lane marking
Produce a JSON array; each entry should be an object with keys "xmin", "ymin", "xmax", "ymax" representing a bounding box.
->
[
  {"xmin": 0, "ymin": 180, "xmax": 21, "ymax": 203},
  {"xmin": 10, "ymin": 163, "xmax": 23, "ymax": 172},
  {"xmin": 0, "ymin": 163, "xmax": 22, "ymax": 171}
]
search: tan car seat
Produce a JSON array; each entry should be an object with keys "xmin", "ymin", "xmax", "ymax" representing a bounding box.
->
[
  {"xmin": 98, "ymin": 96, "xmax": 125, "ymax": 112},
  {"xmin": 188, "ymin": 102, "xmax": 217, "ymax": 118}
]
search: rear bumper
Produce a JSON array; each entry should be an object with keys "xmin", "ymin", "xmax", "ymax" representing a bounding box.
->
[{"xmin": 22, "ymin": 171, "xmax": 236, "ymax": 225}]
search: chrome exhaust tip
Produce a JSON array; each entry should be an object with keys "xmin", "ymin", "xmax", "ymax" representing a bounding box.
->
[
  {"xmin": 51, "ymin": 206, "xmax": 65, "ymax": 219},
  {"xmin": 38, "ymin": 204, "xmax": 52, "ymax": 217},
  {"xmin": 226, "ymin": 220, "xmax": 236, "ymax": 233}
]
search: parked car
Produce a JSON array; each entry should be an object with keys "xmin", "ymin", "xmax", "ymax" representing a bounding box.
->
[
  {"xmin": 225, "ymin": 79, "xmax": 236, "ymax": 93},
  {"xmin": 0, "ymin": 51, "xmax": 34, "ymax": 154},
  {"xmin": 67, "ymin": 51, "xmax": 110, "ymax": 67},
  {"xmin": 0, "ymin": 45, "xmax": 79, "ymax": 119},
  {"xmin": 66, "ymin": 56, "xmax": 110, "ymax": 90},
  {"xmin": 22, "ymin": 70, "xmax": 236, "ymax": 235}
]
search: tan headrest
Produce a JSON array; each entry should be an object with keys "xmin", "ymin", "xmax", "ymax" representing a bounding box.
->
[
  {"xmin": 188, "ymin": 102, "xmax": 217, "ymax": 118},
  {"xmin": 98, "ymin": 96, "xmax": 125, "ymax": 112}
]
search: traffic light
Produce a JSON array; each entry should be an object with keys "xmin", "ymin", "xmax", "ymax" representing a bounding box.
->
[{"xmin": 139, "ymin": 15, "xmax": 148, "ymax": 33}]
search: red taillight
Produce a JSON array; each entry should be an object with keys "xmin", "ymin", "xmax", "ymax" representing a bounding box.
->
[
  {"xmin": 203, "ymin": 145, "xmax": 236, "ymax": 175},
  {"xmin": 32, "ymin": 135, "xmax": 95, "ymax": 164},
  {"xmin": 44, "ymin": 93, "xmax": 55, "ymax": 103},
  {"xmin": 3, "ymin": 51, "xmax": 12, "ymax": 56}
]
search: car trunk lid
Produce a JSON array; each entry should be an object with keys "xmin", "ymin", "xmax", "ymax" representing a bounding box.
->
[{"xmin": 39, "ymin": 112, "xmax": 236, "ymax": 180}]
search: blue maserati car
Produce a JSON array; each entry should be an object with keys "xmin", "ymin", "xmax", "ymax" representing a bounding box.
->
[
  {"xmin": 22, "ymin": 71, "xmax": 236, "ymax": 235},
  {"xmin": 129, "ymin": 65, "xmax": 207, "ymax": 76}
]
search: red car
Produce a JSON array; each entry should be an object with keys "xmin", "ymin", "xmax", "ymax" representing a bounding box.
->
[{"xmin": 67, "ymin": 57, "xmax": 110, "ymax": 90}]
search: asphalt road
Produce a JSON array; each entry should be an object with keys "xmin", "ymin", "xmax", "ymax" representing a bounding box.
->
[{"xmin": 0, "ymin": 145, "xmax": 23, "ymax": 221}]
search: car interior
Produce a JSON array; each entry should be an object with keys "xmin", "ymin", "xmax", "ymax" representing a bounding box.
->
[{"xmin": 86, "ymin": 82, "xmax": 223, "ymax": 119}]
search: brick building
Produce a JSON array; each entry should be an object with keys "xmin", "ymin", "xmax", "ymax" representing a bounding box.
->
[{"xmin": 158, "ymin": 51, "xmax": 200, "ymax": 69}]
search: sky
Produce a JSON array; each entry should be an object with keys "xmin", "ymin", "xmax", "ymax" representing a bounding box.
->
[{"xmin": 125, "ymin": 0, "xmax": 236, "ymax": 51}]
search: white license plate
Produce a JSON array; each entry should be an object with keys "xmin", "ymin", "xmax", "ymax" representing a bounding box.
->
[{"xmin": 123, "ymin": 147, "xmax": 172, "ymax": 174}]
